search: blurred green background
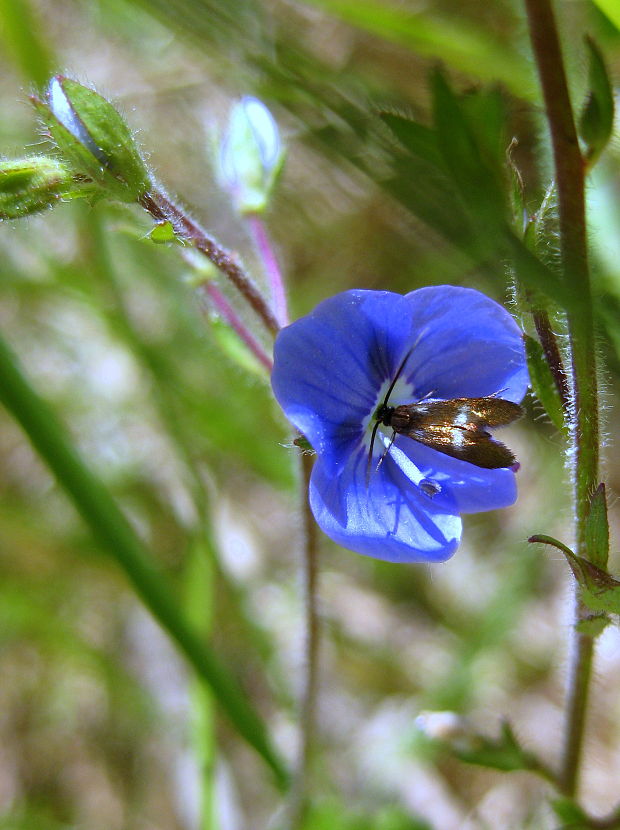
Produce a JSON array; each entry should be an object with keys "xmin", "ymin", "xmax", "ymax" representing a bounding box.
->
[{"xmin": 1, "ymin": 1, "xmax": 620, "ymax": 828}]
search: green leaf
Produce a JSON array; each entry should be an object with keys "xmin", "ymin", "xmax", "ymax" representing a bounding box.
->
[
  {"xmin": 0, "ymin": 331, "xmax": 288, "ymax": 788},
  {"xmin": 33, "ymin": 76, "xmax": 152, "ymax": 203},
  {"xmin": 297, "ymin": 0, "xmax": 535, "ymax": 99},
  {"xmin": 431, "ymin": 69, "xmax": 506, "ymax": 232},
  {"xmin": 524, "ymin": 334, "xmax": 565, "ymax": 431},
  {"xmin": 379, "ymin": 112, "xmax": 443, "ymax": 168},
  {"xmin": 579, "ymin": 37, "xmax": 614, "ymax": 164},
  {"xmin": 590, "ymin": 0, "xmax": 620, "ymax": 30},
  {"xmin": 529, "ymin": 534, "xmax": 620, "ymax": 617},
  {"xmin": 453, "ymin": 720, "xmax": 545, "ymax": 774},
  {"xmin": 460, "ymin": 86, "xmax": 507, "ymax": 183},
  {"xmin": 550, "ymin": 797, "xmax": 589, "ymax": 827},
  {"xmin": 0, "ymin": 0, "xmax": 54, "ymax": 87},
  {"xmin": 585, "ymin": 483, "xmax": 609, "ymax": 569}
]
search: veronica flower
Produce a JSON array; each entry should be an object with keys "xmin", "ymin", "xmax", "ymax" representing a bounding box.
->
[{"xmin": 271, "ymin": 286, "xmax": 529, "ymax": 563}]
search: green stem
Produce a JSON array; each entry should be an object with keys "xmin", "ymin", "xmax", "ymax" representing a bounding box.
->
[
  {"xmin": 287, "ymin": 451, "xmax": 320, "ymax": 828},
  {"xmin": 524, "ymin": 0, "xmax": 599, "ymax": 798},
  {"xmin": 0, "ymin": 329, "xmax": 289, "ymax": 790}
]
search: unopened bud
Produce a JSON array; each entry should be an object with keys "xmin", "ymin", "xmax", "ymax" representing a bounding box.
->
[
  {"xmin": 219, "ymin": 96, "xmax": 283, "ymax": 214},
  {"xmin": 415, "ymin": 710, "xmax": 469, "ymax": 743},
  {"xmin": 32, "ymin": 76, "xmax": 151, "ymax": 202},
  {"xmin": 0, "ymin": 156, "xmax": 73, "ymax": 219}
]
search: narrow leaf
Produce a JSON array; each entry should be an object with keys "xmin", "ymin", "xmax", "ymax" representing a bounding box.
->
[
  {"xmin": 379, "ymin": 112, "xmax": 443, "ymax": 167},
  {"xmin": 431, "ymin": 69, "xmax": 505, "ymax": 229},
  {"xmin": 297, "ymin": 0, "xmax": 535, "ymax": 98},
  {"xmin": 0, "ymin": 0, "xmax": 54, "ymax": 87},
  {"xmin": 579, "ymin": 36, "xmax": 614, "ymax": 164},
  {"xmin": 0, "ymin": 331, "xmax": 288, "ymax": 788},
  {"xmin": 551, "ymin": 797, "xmax": 589, "ymax": 825},
  {"xmin": 585, "ymin": 483, "xmax": 609, "ymax": 569},
  {"xmin": 530, "ymin": 534, "xmax": 620, "ymax": 617},
  {"xmin": 524, "ymin": 334, "xmax": 565, "ymax": 431},
  {"xmin": 453, "ymin": 719, "xmax": 546, "ymax": 774}
]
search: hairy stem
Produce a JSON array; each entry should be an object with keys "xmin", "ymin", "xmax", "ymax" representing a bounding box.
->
[
  {"xmin": 247, "ymin": 213, "xmax": 289, "ymax": 327},
  {"xmin": 140, "ymin": 189, "xmax": 279, "ymax": 335},
  {"xmin": 524, "ymin": 0, "xmax": 599, "ymax": 798}
]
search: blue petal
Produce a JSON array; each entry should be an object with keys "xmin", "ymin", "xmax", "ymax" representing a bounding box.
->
[
  {"xmin": 391, "ymin": 436, "xmax": 518, "ymax": 514},
  {"xmin": 399, "ymin": 286, "xmax": 529, "ymax": 403},
  {"xmin": 272, "ymin": 290, "xmax": 416, "ymax": 475},
  {"xmin": 309, "ymin": 446, "xmax": 462, "ymax": 563}
]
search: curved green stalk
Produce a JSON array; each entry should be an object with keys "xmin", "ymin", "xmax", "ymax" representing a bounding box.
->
[{"xmin": 524, "ymin": 0, "xmax": 600, "ymax": 798}]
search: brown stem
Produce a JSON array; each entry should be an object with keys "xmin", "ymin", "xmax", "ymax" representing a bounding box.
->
[
  {"xmin": 139, "ymin": 189, "xmax": 280, "ymax": 336},
  {"xmin": 524, "ymin": 0, "xmax": 599, "ymax": 798}
]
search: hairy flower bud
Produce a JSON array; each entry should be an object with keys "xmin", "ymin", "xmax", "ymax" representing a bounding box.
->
[
  {"xmin": 0, "ymin": 156, "xmax": 73, "ymax": 219},
  {"xmin": 219, "ymin": 96, "xmax": 283, "ymax": 214},
  {"xmin": 32, "ymin": 76, "xmax": 151, "ymax": 203}
]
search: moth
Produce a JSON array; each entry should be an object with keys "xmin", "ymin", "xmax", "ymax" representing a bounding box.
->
[{"xmin": 368, "ymin": 347, "xmax": 522, "ymax": 479}]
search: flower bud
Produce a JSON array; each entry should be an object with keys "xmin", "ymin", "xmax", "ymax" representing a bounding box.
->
[
  {"xmin": 219, "ymin": 96, "xmax": 283, "ymax": 214},
  {"xmin": 32, "ymin": 76, "xmax": 151, "ymax": 203},
  {"xmin": 0, "ymin": 156, "xmax": 73, "ymax": 219}
]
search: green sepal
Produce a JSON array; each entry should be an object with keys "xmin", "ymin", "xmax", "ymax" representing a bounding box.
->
[
  {"xmin": 379, "ymin": 111, "xmax": 444, "ymax": 168},
  {"xmin": 32, "ymin": 76, "xmax": 151, "ymax": 203},
  {"xmin": 524, "ymin": 334, "xmax": 565, "ymax": 431},
  {"xmin": 530, "ymin": 533, "xmax": 620, "ymax": 617},
  {"xmin": 0, "ymin": 156, "xmax": 75, "ymax": 219},
  {"xmin": 579, "ymin": 37, "xmax": 614, "ymax": 165},
  {"xmin": 585, "ymin": 482, "xmax": 609, "ymax": 569}
]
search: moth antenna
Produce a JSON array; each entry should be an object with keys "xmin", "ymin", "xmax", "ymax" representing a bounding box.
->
[
  {"xmin": 366, "ymin": 419, "xmax": 382, "ymax": 486},
  {"xmin": 366, "ymin": 342, "xmax": 422, "ymax": 487},
  {"xmin": 367, "ymin": 332, "xmax": 425, "ymax": 487},
  {"xmin": 382, "ymin": 343, "xmax": 416, "ymax": 408},
  {"xmin": 376, "ymin": 430, "xmax": 396, "ymax": 473}
]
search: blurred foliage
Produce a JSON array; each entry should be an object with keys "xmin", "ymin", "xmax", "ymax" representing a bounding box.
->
[{"xmin": 0, "ymin": 1, "xmax": 620, "ymax": 829}]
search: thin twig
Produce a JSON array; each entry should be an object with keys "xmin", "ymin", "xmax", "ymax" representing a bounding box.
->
[
  {"xmin": 247, "ymin": 213, "xmax": 289, "ymax": 327},
  {"xmin": 524, "ymin": 0, "xmax": 600, "ymax": 798},
  {"xmin": 139, "ymin": 189, "xmax": 280, "ymax": 336},
  {"xmin": 287, "ymin": 451, "xmax": 320, "ymax": 828}
]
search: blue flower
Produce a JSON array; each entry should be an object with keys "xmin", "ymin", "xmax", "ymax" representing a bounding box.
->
[{"xmin": 271, "ymin": 286, "xmax": 529, "ymax": 563}]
